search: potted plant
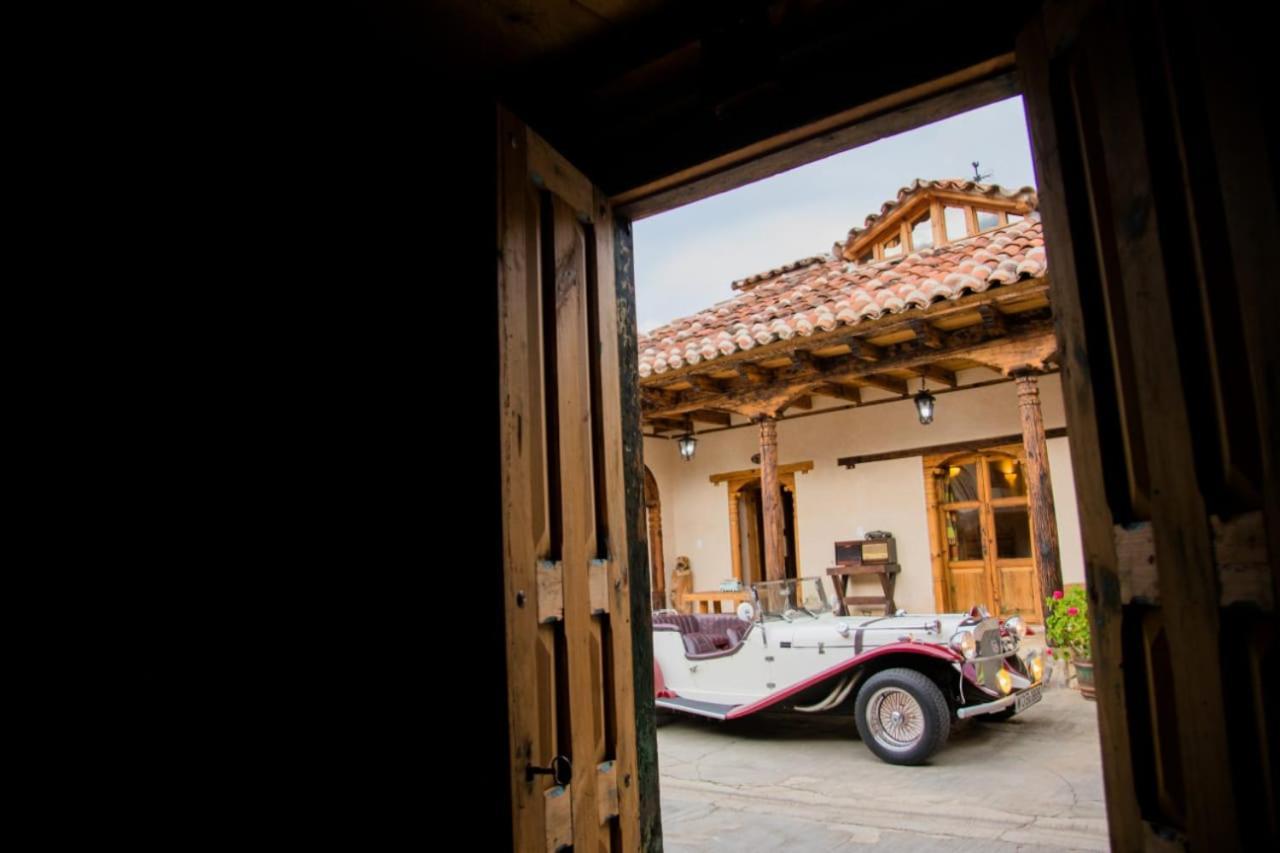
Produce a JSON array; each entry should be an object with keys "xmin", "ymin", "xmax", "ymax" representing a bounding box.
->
[{"xmin": 1044, "ymin": 587, "xmax": 1094, "ymax": 700}]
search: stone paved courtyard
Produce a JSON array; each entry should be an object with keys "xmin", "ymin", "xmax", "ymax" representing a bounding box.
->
[{"xmin": 658, "ymin": 684, "xmax": 1108, "ymax": 851}]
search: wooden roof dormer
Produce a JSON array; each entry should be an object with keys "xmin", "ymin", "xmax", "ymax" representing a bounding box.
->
[{"xmin": 837, "ymin": 178, "xmax": 1038, "ymax": 265}]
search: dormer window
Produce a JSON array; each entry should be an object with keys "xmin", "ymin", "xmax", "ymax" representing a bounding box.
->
[
  {"xmin": 944, "ymin": 207, "xmax": 968, "ymax": 242},
  {"xmin": 911, "ymin": 212, "xmax": 933, "ymax": 251},
  {"xmin": 840, "ymin": 180, "xmax": 1037, "ymax": 264}
]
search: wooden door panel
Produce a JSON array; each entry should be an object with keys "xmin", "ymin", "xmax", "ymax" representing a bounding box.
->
[
  {"xmin": 498, "ymin": 109, "xmax": 642, "ymax": 852},
  {"xmin": 949, "ymin": 565, "xmax": 989, "ymax": 613},
  {"xmin": 996, "ymin": 564, "xmax": 1039, "ymax": 617}
]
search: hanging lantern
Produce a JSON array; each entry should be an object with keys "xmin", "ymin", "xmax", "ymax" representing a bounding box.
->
[
  {"xmin": 677, "ymin": 433, "xmax": 698, "ymax": 461},
  {"xmin": 914, "ymin": 379, "xmax": 936, "ymax": 425}
]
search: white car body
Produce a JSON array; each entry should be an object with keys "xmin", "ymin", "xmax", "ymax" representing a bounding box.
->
[{"xmin": 653, "ymin": 578, "xmax": 1045, "ymax": 764}]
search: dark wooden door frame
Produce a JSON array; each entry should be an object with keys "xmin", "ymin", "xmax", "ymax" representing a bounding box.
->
[{"xmin": 501, "ymin": 3, "xmax": 1276, "ymax": 849}]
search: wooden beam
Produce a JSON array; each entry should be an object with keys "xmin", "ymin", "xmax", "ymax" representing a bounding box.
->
[
  {"xmin": 688, "ymin": 410, "xmax": 731, "ymax": 426},
  {"xmin": 640, "ymin": 388, "xmax": 678, "ymax": 410},
  {"xmin": 963, "ymin": 333, "xmax": 1058, "ymax": 376},
  {"xmin": 978, "ymin": 304, "xmax": 1007, "ymax": 335},
  {"xmin": 812, "ymin": 383, "xmax": 862, "ymax": 404},
  {"xmin": 838, "ymin": 427, "xmax": 1068, "ymax": 468},
  {"xmin": 782, "ymin": 395, "xmax": 812, "ymax": 412},
  {"xmin": 737, "ymin": 363, "xmax": 767, "ymax": 383},
  {"xmin": 641, "ymin": 276, "xmax": 1049, "ymax": 387},
  {"xmin": 911, "ymin": 320, "xmax": 944, "ymax": 349},
  {"xmin": 644, "ymin": 417, "xmax": 687, "ymax": 433},
  {"xmin": 930, "ymin": 199, "xmax": 947, "ymax": 249},
  {"xmin": 710, "ymin": 460, "xmax": 815, "ymax": 485},
  {"xmin": 611, "ymin": 59, "xmax": 1018, "ymax": 219},
  {"xmin": 915, "ymin": 365, "xmax": 957, "ymax": 388},
  {"xmin": 856, "ymin": 374, "xmax": 909, "ymax": 396},
  {"xmin": 790, "ymin": 350, "xmax": 815, "ymax": 366},
  {"xmin": 687, "ymin": 375, "xmax": 723, "ymax": 393},
  {"xmin": 644, "ymin": 320, "xmax": 1055, "ymax": 420},
  {"xmin": 846, "ymin": 339, "xmax": 884, "ymax": 361}
]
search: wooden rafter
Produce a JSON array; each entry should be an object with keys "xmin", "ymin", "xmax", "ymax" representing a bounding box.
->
[
  {"xmin": 845, "ymin": 338, "xmax": 884, "ymax": 362},
  {"xmin": 645, "ymin": 277, "xmax": 1049, "ymax": 389},
  {"xmin": 688, "ymin": 410, "xmax": 731, "ymax": 426},
  {"xmin": 642, "ymin": 315, "xmax": 1054, "ymax": 420},
  {"xmin": 687, "ymin": 375, "xmax": 724, "ymax": 393},
  {"xmin": 914, "ymin": 364, "xmax": 958, "ymax": 388},
  {"xmin": 978, "ymin": 304, "xmax": 1007, "ymax": 335},
  {"xmin": 811, "ymin": 383, "xmax": 862, "ymax": 404},
  {"xmin": 646, "ymin": 417, "xmax": 688, "ymax": 433},
  {"xmin": 856, "ymin": 374, "xmax": 909, "ymax": 396},
  {"xmin": 911, "ymin": 319, "xmax": 943, "ymax": 349}
]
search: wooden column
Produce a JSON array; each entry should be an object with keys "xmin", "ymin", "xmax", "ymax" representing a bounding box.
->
[
  {"xmin": 1013, "ymin": 370, "xmax": 1063, "ymax": 601},
  {"xmin": 757, "ymin": 416, "xmax": 786, "ymax": 582}
]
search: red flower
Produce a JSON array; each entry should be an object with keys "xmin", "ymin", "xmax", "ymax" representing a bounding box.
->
[
  {"xmin": 1053, "ymin": 590, "xmax": 1064, "ymax": 600},
  {"xmin": 1067, "ymin": 606, "xmax": 1079, "ymax": 616},
  {"xmin": 1046, "ymin": 648, "xmax": 1054, "ymax": 657}
]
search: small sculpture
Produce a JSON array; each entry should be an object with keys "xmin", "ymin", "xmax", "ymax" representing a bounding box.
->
[{"xmin": 671, "ymin": 556, "xmax": 694, "ymax": 612}]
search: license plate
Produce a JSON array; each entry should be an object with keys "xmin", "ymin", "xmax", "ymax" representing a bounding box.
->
[{"xmin": 1014, "ymin": 685, "xmax": 1043, "ymax": 712}]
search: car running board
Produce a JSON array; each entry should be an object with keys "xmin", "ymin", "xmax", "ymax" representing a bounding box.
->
[{"xmin": 655, "ymin": 697, "xmax": 739, "ymax": 720}]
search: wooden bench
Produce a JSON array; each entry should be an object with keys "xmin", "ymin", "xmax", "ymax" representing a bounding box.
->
[{"xmin": 679, "ymin": 590, "xmax": 749, "ymax": 614}]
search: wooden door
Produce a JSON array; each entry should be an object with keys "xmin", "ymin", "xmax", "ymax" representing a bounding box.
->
[
  {"xmin": 498, "ymin": 108, "xmax": 647, "ymax": 852},
  {"xmin": 1018, "ymin": 2, "xmax": 1276, "ymax": 846},
  {"xmin": 934, "ymin": 448, "xmax": 1040, "ymax": 619}
]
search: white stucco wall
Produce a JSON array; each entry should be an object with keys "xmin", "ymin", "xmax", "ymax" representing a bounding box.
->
[{"xmin": 642, "ymin": 370, "xmax": 1086, "ymax": 614}]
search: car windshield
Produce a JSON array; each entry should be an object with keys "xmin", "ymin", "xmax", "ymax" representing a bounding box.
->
[{"xmin": 750, "ymin": 578, "xmax": 832, "ymax": 621}]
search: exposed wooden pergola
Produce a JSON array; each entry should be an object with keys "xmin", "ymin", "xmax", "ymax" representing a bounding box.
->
[{"xmin": 640, "ymin": 181, "xmax": 1066, "ymax": 604}]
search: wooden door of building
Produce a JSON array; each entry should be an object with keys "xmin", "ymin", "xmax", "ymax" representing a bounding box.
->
[
  {"xmin": 928, "ymin": 446, "xmax": 1041, "ymax": 619},
  {"xmin": 497, "ymin": 108, "xmax": 649, "ymax": 852},
  {"xmin": 725, "ymin": 470, "xmax": 803, "ymax": 587}
]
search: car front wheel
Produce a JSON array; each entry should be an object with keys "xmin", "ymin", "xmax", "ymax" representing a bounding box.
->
[{"xmin": 854, "ymin": 668, "xmax": 951, "ymax": 765}]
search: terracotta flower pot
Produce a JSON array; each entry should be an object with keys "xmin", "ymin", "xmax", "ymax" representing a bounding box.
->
[{"xmin": 1073, "ymin": 658, "xmax": 1096, "ymax": 701}]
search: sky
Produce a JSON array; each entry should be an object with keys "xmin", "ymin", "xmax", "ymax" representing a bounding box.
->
[{"xmin": 632, "ymin": 97, "xmax": 1037, "ymax": 333}]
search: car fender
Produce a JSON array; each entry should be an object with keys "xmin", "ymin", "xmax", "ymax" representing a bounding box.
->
[{"xmin": 724, "ymin": 642, "xmax": 962, "ymax": 719}]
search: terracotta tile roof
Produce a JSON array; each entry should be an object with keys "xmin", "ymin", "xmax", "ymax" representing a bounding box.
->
[
  {"xmin": 733, "ymin": 255, "xmax": 830, "ymax": 291},
  {"xmin": 840, "ymin": 178, "xmax": 1038, "ymax": 248},
  {"xmin": 638, "ymin": 216, "xmax": 1047, "ymax": 379}
]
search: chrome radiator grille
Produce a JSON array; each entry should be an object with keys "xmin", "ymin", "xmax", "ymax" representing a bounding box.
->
[{"xmin": 977, "ymin": 627, "xmax": 1007, "ymax": 658}]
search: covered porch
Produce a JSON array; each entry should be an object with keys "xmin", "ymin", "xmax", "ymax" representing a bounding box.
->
[{"xmin": 639, "ymin": 183, "xmax": 1077, "ymax": 621}]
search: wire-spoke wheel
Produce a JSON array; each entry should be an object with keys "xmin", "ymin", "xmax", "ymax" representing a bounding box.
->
[
  {"xmin": 854, "ymin": 668, "xmax": 951, "ymax": 765},
  {"xmin": 867, "ymin": 687, "xmax": 926, "ymax": 750}
]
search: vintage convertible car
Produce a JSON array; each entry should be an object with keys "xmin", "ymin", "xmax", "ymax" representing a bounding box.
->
[{"xmin": 653, "ymin": 577, "xmax": 1044, "ymax": 765}]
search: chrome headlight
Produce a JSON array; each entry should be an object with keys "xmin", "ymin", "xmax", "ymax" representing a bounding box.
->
[
  {"xmin": 949, "ymin": 630, "xmax": 976, "ymax": 659},
  {"xmin": 1003, "ymin": 615, "xmax": 1027, "ymax": 641},
  {"xmin": 1028, "ymin": 654, "xmax": 1044, "ymax": 683},
  {"xmin": 996, "ymin": 668, "xmax": 1013, "ymax": 695}
]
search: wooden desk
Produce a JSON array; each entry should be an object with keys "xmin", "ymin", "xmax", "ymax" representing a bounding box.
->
[{"xmin": 826, "ymin": 564, "xmax": 901, "ymax": 615}]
